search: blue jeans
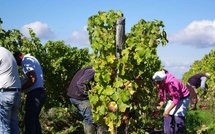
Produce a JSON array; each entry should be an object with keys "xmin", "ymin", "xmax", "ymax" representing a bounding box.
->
[
  {"xmin": 164, "ymin": 115, "xmax": 185, "ymax": 134},
  {"xmin": 25, "ymin": 88, "xmax": 47, "ymax": 134},
  {"xmin": 164, "ymin": 97, "xmax": 190, "ymax": 134},
  {"xmin": 69, "ymin": 98, "xmax": 94, "ymax": 126},
  {"xmin": 0, "ymin": 91, "xmax": 21, "ymax": 134}
]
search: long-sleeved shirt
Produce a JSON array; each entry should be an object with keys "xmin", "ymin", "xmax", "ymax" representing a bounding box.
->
[
  {"xmin": 158, "ymin": 72, "xmax": 190, "ymax": 105},
  {"xmin": 67, "ymin": 66, "xmax": 95, "ymax": 100},
  {"xmin": 188, "ymin": 73, "xmax": 208, "ymax": 91}
]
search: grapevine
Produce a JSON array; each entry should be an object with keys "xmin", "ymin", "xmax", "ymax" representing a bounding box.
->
[{"xmin": 88, "ymin": 10, "xmax": 168, "ymax": 133}]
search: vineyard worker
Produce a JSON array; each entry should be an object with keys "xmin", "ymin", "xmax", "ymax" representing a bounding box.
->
[
  {"xmin": 153, "ymin": 70, "xmax": 190, "ymax": 134},
  {"xmin": 186, "ymin": 73, "xmax": 210, "ymax": 110},
  {"xmin": 0, "ymin": 47, "xmax": 22, "ymax": 134},
  {"xmin": 13, "ymin": 51, "xmax": 47, "ymax": 134},
  {"xmin": 67, "ymin": 66, "xmax": 107, "ymax": 134}
]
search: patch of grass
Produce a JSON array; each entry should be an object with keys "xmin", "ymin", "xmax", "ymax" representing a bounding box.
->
[{"xmin": 186, "ymin": 106, "xmax": 215, "ymax": 134}]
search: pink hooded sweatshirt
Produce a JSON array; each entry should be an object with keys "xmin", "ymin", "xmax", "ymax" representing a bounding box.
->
[{"xmin": 158, "ymin": 72, "xmax": 190, "ymax": 105}]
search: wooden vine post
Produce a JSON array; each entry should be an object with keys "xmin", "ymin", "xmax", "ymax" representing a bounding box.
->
[
  {"xmin": 116, "ymin": 17, "xmax": 129, "ymax": 134},
  {"xmin": 116, "ymin": 17, "xmax": 125, "ymax": 58}
]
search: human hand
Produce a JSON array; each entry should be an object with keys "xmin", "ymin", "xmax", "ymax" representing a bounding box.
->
[
  {"xmin": 163, "ymin": 111, "xmax": 169, "ymax": 118},
  {"xmin": 156, "ymin": 105, "xmax": 162, "ymax": 110},
  {"xmin": 156, "ymin": 101, "xmax": 164, "ymax": 110}
]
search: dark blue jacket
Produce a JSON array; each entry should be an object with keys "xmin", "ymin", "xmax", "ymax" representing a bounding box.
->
[
  {"xmin": 67, "ymin": 66, "xmax": 95, "ymax": 100},
  {"xmin": 188, "ymin": 73, "xmax": 207, "ymax": 89}
]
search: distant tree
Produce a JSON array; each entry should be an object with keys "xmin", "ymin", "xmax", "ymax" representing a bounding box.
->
[
  {"xmin": 182, "ymin": 49, "xmax": 215, "ymax": 112},
  {"xmin": 43, "ymin": 40, "xmax": 90, "ymax": 108}
]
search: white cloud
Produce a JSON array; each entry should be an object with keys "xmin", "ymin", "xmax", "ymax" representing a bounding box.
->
[
  {"xmin": 168, "ymin": 20, "xmax": 215, "ymax": 48},
  {"xmin": 67, "ymin": 26, "xmax": 90, "ymax": 48},
  {"xmin": 21, "ymin": 21, "xmax": 55, "ymax": 40},
  {"xmin": 162, "ymin": 61, "xmax": 191, "ymax": 79}
]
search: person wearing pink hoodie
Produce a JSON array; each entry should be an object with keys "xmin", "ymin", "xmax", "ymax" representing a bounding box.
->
[{"xmin": 152, "ymin": 70, "xmax": 190, "ymax": 134}]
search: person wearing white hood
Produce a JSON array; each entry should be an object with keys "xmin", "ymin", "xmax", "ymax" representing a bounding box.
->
[{"xmin": 152, "ymin": 69, "xmax": 190, "ymax": 134}]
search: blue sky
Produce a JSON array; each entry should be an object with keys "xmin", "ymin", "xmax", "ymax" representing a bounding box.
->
[{"xmin": 1, "ymin": 0, "xmax": 215, "ymax": 79}]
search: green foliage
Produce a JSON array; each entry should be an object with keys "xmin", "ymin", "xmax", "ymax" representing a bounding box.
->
[
  {"xmin": 186, "ymin": 110, "xmax": 215, "ymax": 134},
  {"xmin": 0, "ymin": 27, "xmax": 23, "ymax": 51},
  {"xmin": 186, "ymin": 111, "xmax": 202, "ymax": 133},
  {"xmin": 182, "ymin": 48, "xmax": 215, "ymax": 133},
  {"xmin": 43, "ymin": 41, "xmax": 90, "ymax": 108},
  {"xmin": 0, "ymin": 19, "xmax": 91, "ymax": 133},
  {"xmin": 0, "ymin": 22, "xmax": 91, "ymax": 108},
  {"xmin": 40, "ymin": 106, "xmax": 84, "ymax": 134},
  {"xmin": 88, "ymin": 10, "xmax": 168, "ymax": 133},
  {"xmin": 2, "ymin": 9, "xmax": 215, "ymax": 134},
  {"xmin": 182, "ymin": 49, "xmax": 215, "ymax": 88}
]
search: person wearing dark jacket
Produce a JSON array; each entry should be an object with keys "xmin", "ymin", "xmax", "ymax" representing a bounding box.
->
[
  {"xmin": 67, "ymin": 66, "xmax": 107, "ymax": 134},
  {"xmin": 186, "ymin": 73, "xmax": 210, "ymax": 110}
]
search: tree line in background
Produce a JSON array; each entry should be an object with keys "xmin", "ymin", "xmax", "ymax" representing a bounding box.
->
[
  {"xmin": 1, "ymin": 9, "xmax": 215, "ymax": 133},
  {"xmin": 181, "ymin": 49, "xmax": 215, "ymax": 133},
  {"xmin": 0, "ymin": 18, "xmax": 91, "ymax": 108}
]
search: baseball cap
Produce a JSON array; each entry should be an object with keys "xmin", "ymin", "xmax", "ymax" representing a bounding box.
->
[
  {"xmin": 152, "ymin": 70, "xmax": 167, "ymax": 82},
  {"xmin": 205, "ymin": 73, "xmax": 210, "ymax": 77}
]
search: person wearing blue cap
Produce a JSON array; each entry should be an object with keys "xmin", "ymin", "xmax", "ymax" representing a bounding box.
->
[{"xmin": 152, "ymin": 69, "xmax": 190, "ymax": 134}]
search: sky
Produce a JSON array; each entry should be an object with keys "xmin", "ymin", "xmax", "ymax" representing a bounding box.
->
[{"xmin": 1, "ymin": 0, "xmax": 215, "ymax": 79}]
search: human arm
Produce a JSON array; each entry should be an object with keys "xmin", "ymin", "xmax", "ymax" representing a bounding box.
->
[
  {"xmin": 156, "ymin": 86, "xmax": 166, "ymax": 110},
  {"xmin": 161, "ymin": 81, "xmax": 181, "ymax": 117},
  {"xmin": 21, "ymin": 59, "xmax": 37, "ymax": 91},
  {"xmin": 200, "ymin": 76, "xmax": 207, "ymax": 91},
  {"xmin": 21, "ymin": 70, "xmax": 37, "ymax": 91},
  {"xmin": 163, "ymin": 102, "xmax": 176, "ymax": 117},
  {"xmin": 157, "ymin": 101, "xmax": 165, "ymax": 110}
]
